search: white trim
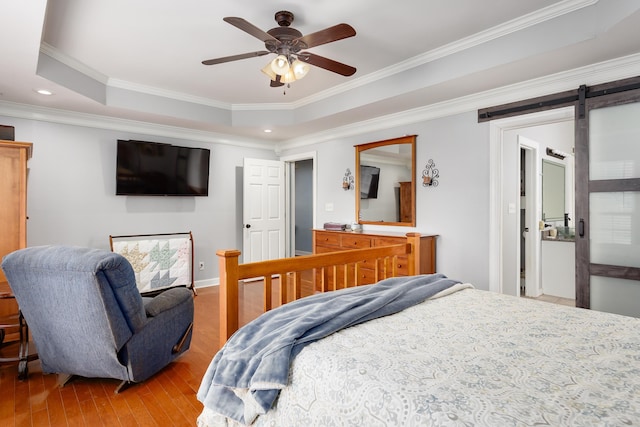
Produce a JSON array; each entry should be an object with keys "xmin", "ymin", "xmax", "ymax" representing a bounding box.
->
[
  {"xmin": 194, "ymin": 278, "xmax": 219, "ymax": 288},
  {"xmin": 0, "ymin": 100, "xmax": 275, "ymax": 150},
  {"xmin": 3, "ymin": 52, "xmax": 639, "ymax": 151},
  {"xmin": 39, "ymin": 42, "xmax": 109, "ymax": 85},
  {"xmin": 109, "ymin": 78, "xmax": 231, "ymax": 110},
  {"xmin": 279, "ymin": 53, "xmax": 640, "ymax": 150},
  {"xmin": 488, "ymin": 122, "xmax": 503, "ymax": 293}
]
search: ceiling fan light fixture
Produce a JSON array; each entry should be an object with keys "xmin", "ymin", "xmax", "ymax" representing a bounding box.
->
[
  {"xmin": 271, "ymin": 55, "xmax": 290, "ymax": 75},
  {"xmin": 291, "ymin": 59, "xmax": 310, "ymax": 80},
  {"xmin": 281, "ymin": 68, "xmax": 297, "ymax": 84},
  {"xmin": 261, "ymin": 63, "xmax": 277, "ymax": 80}
]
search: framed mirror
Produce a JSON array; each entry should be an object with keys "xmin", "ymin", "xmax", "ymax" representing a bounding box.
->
[
  {"xmin": 356, "ymin": 135, "xmax": 416, "ymax": 226},
  {"xmin": 542, "ymin": 159, "xmax": 565, "ymax": 221}
]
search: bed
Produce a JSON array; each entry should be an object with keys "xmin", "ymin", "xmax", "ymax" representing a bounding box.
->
[{"xmin": 197, "ymin": 234, "xmax": 640, "ymax": 426}]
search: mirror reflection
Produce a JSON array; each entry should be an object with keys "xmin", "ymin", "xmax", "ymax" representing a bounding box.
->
[
  {"xmin": 542, "ymin": 159, "xmax": 565, "ymax": 221},
  {"xmin": 356, "ymin": 135, "xmax": 416, "ymax": 226}
]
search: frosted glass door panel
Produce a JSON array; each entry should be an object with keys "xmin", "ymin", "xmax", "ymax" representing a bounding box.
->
[
  {"xmin": 589, "ymin": 192, "xmax": 640, "ymax": 268},
  {"xmin": 589, "ymin": 102, "xmax": 640, "ymax": 180},
  {"xmin": 591, "ymin": 276, "xmax": 640, "ymax": 318}
]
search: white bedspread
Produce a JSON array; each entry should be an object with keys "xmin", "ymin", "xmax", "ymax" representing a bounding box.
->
[{"xmin": 198, "ymin": 287, "xmax": 640, "ymax": 426}]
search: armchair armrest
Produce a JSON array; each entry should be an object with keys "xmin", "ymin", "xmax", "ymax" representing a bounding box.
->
[
  {"xmin": 123, "ymin": 287, "xmax": 194, "ymax": 382},
  {"xmin": 144, "ymin": 287, "xmax": 193, "ymax": 318}
]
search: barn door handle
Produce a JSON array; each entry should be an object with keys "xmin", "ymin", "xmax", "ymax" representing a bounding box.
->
[{"xmin": 578, "ymin": 218, "xmax": 585, "ymax": 237}]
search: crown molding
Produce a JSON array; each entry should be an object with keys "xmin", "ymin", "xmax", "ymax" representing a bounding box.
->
[
  {"xmin": 284, "ymin": 0, "xmax": 599, "ymax": 109},
  {"xmin": 277, "ymin": 52, "xmax": 640, "ymax": 151},
  {"xmin": 39, "ymin": 42, "xmax": 109, "ymax": 85},
  {"xmin": 5, "ymin": 52, "xmax": 639, "ymax": 154},
  {"xmin": 108, "ymin": 78, "xmax": 231, "ymax": 110},
  {"xmin": 0, "ymin": 100, "xmax": 275, "ymax": 150}
]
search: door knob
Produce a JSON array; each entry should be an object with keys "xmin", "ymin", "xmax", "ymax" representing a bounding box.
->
[{"xmin": 245, "ymin": 224, "xmax": 251, "ymax": 229}]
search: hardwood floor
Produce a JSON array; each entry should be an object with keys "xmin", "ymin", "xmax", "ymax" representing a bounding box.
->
[
  {"xmin": 527, "ymin": 294, "xmax": 575, "ymax": 307},
  {"xmin": 1, "ymin": 286, "xmax": 221, "ymax": 427},
  {"xmin": 0, "ymin": 275, "xmax": 316, "ymax": 427}
]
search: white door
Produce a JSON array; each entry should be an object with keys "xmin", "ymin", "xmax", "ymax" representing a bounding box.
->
[
  {"xmin": 519, "ymin": 137, "xmax": 542, "ymax": 298},
  {"xmin": 243, "ymin": 158, "xmax": 285, "ymax": 263}
]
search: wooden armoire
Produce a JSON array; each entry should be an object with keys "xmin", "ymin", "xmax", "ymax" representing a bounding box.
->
[{"xmin": 0, "ymin": 140, "xmax": 32, "ymax": 321}]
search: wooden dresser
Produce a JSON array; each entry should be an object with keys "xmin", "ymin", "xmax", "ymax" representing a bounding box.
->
[
  {"xmin": 313, "ymin": 229, "xmax": 437, "ymax": 288},
  {"xmin": 0, "ymin": 140, "xmax": 32, "ymax": 338}
]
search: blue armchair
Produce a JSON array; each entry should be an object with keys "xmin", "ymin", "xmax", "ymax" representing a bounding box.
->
[{"xmin": 1, "ymin": 245, "xmax": 194, "ymax": 392}]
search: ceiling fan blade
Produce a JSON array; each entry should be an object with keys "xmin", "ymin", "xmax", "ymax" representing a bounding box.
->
[
  {"xmin": 202, "ymin": 51, "xmax": 270, "ymax": 65},
  {"xmin": 270, "ymin": 75, "xmax": 284, "ymax": 87},
  {"xmin": 223, "ymin": 17, "xmax": 278, "ymax": 43},
  {"xmin": 300, "ymin": 52, "xmax": 356, "ymax": 76},
  {"xmin": 296, "ymin": 23, "xmax": 356, "ymax": 49}
]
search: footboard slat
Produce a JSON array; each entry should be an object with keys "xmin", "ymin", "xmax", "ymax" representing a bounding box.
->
[
  {"xmin": 319, "ymin": 268, "xmax": 327, "ymax": 293},
  {"xmin": 217, "ymin": 233, "xmax": 422, "ymax": 347},
  {"xmin": 278, "ymin": 273, "xmax": 287, "ymax": 306},
  {"xmin": 263, "ymin": 276, "xmax": 272, "ymax": 312},
  {"xmin": 293, "ymin": 272, "xmax": 302, "ymax": 300}
]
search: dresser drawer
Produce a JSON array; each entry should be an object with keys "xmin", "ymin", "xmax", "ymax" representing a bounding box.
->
[
  {"xmin": 315, "ymin": 231, "xmax": 341, "ymax": 249},
  {"xmin": 373, "ymin": 236, "xmax": 403, "ymax": 247},
  {"xmin": 340, "ymin": 234, "xmax": 372, "ymax": 249}
]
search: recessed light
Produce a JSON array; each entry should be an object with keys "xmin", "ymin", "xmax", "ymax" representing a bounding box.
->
[
  {"xmin": 264, "ymin": 129, "xmax": 272, "ymax": 133},
  {"xmin": 35, "ymin": 89, "xmax": 53, "ymax": 96}
]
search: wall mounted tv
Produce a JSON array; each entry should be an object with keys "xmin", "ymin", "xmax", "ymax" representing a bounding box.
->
[
  {"xmin": 116, "ymin": 139, "xmax": 210, "ymax": 196},
  {"xmin": 360, "ymin": 165, "xmax": 380, "ymax": 199}
]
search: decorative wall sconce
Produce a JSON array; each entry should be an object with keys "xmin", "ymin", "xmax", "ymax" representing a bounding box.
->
[
  {"xmin": 343, "ymin": 168, "xmax": 354, "ymax": 190},
  {"xmin": 422, "ymin": 159, "xmax": 439, "ymax": 187}
]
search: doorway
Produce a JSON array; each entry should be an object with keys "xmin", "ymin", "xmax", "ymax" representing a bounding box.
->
[
  {"xmin": 292, "ymin": 159, "xmax": 313, "ymax": 255},
  {"xmin": 489, "ymin": 107, "xmax": 575, "ymax": 295},
  {"xmin": 281, "ymin": 152, "xmax": 317, "ymax": 258}
]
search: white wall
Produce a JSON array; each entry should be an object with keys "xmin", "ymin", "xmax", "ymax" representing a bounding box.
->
[
  {"xmin": 3, "ymin": 110, "xmax": 492, "ymax": 290},
  {"xmin": 281, "ymin": 111, "xmax": 492, "ymax": 290},
  {"xmin": 2, "ymin": 115, "xmax": 276, "ymax": 285}
]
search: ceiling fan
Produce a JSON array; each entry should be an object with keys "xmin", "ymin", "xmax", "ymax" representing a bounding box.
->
[{"xmin": 201, "ymin": 11, "xmax": 356, "ymax": 87}]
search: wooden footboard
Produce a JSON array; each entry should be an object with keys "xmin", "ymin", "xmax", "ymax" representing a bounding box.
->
[{"xmin": 217, "ymin": 232, "xmax": 423, "ymax": 347}]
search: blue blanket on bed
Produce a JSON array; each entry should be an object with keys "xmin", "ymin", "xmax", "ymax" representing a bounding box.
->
[{"xmin": 197, "ymin": 273, "xmax": 460, "ymax": 425}]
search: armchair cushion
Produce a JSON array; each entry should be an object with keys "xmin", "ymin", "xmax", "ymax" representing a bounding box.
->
[{"xmin": 144, "ymin": 287, "xmax": 193, "ymax": 317}]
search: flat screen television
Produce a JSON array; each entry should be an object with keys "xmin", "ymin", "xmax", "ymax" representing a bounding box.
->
[
  {"xmin": 116, "ymin": 139, "xmax": 210, "ymax": 196},
  {"xmin": 360, "ymin": 165, "xmax": 380, "ymax": 199}
]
